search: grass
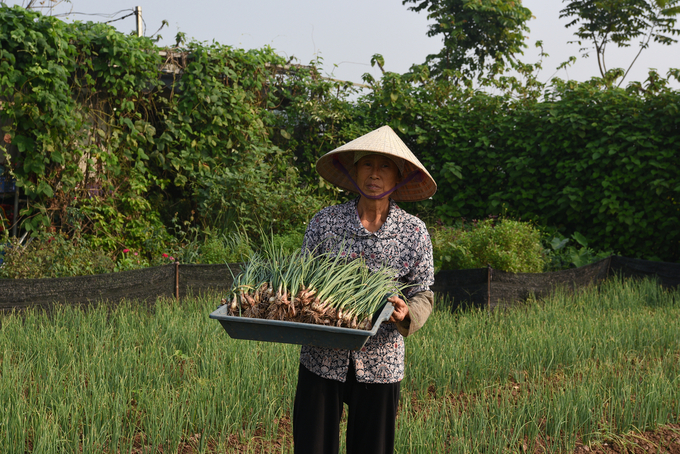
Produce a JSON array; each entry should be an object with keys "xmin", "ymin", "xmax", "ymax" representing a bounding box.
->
[
  {"xmin": 404, "ymin": 277, "xmax": 680, "ymax": 452},
  {"xmin": 0, "ymin": 277, "xmax": 678, "ymax": 453}
]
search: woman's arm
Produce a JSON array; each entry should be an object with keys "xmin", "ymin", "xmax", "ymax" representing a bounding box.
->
[{"xmin": 391, "ymin": 291, "xmax": 434, "ymax": 337}]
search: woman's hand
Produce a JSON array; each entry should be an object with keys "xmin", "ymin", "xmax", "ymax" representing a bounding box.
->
[{"xmin": 387, "ymin": 295, "xmax": 409, "ymax": 323}]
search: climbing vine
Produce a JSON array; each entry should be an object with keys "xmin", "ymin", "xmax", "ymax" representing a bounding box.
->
[
  {"xmin": 1, "ymin": 5, "xmax": 679, "ymax": 262},
  {"xmin": 0, "ymin": 5, "xmax": 330, "ymax": 252}
]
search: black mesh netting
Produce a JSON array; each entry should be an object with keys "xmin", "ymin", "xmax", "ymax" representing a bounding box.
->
[
  {"xmin": 0, "ymin": 256, "xmax": 677, "ymax": 310},
  {"xmin": 609, "ymin": 255, "xmax": 680, "ymax": 288},
  {"xmin": 432, "ymin": 259, "xmax": 612, "ymax": 310},
  {"xmin": 176, "ymin": 264, "xmax": 242, "ymax": 299},
  {"xmin": 1, "ymin": 265, "xmax": 176, "ymax": 310},
  {"xmin": 432, "ymin": 256, "xmax": 679, "ymax": 310}
]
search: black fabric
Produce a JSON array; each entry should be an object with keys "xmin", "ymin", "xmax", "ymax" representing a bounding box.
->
[
  {"xmin": 0, "ymin": 264, "xmax": 241, "ymax": 309},
  {"xmin": 343, "ymin": 361, "xmax": 400, "ymax": 454},
  {"xmin": 488, "ymin": 257, "xmax": 611, "ymax": 310},
  {"xmin": 431, "ymin": 259, "xmax": 612, "ymax": 310},
  {"xmin": 1, "ymin": 256, "xmax": 677, "ymax": 311},
  {"xmin": 293, "ymin": 363, "xmax": 400, "ymax": 454},
  {"xmin": 294, "ymin": 363, "xmax": 343, "ymax": 454},
  {"xmin": 0, "ymin": 265, "xmax": 176, "ymax": 310},
  {"xmin": 609, "ymin": 255, "xmax": 680, "ymax": 289},
  {"xmin": 431, "ymin": 268, "xmax": 488, "ymax": 309},
  {"xmin": 177, "ymin": 263, "xmax": 242, "ymax": 298}
]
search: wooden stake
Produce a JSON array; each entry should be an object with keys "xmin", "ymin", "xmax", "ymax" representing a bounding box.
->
[
  {"xmin": 175, "ymin": 261, "xmax": 179, "ymax": 300},
  {"xmin": 487, "ymin": 264, "xmax": 492, "ymax": 310}
]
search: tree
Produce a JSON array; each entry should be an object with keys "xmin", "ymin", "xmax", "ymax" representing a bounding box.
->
[
  {"xmin": 560, "ymin": 0, "xmax": 680, "ymax": 85},
  {"xmin": 402, "ymin": 0, "xmax": 533, "ymax": 81}
]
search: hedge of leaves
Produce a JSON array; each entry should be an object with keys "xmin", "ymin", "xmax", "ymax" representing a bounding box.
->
[
  {"xmin": 414, "ymin": 79, "xmax": 680, "ymax": 262},
  {"xmin": 0, "ymin": 6, "xmax": 164, "ymax": 248},
  {"xmin": 1, "ymin": 5, "xmax": 679, "ymax": 263},
  {"xmin": 0, "ymin": 5, "xmax": 329, "ymax": 254},
  {"xmin": 319, "ymin": 70, "xmax": 680, "ymax": 262}
]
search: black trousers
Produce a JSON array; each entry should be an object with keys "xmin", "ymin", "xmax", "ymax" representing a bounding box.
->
[{"xmin": 293, "ymin": 362, "xmax": 400, "ymax": 454}]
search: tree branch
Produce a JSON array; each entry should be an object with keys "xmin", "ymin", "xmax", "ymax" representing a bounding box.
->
[{"xmin": 618, "ymin": 24, "xmax": 656, "ymax": 87}]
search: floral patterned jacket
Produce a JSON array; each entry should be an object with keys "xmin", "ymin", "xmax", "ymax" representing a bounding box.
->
[{"xmin": 299, "ymin": 198, "xmax": 435, "ymax": 384}]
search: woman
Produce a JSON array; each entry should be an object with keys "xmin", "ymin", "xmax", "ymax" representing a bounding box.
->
[{"xmin": 293, "ymin": 125, "xmax": 437, "ymax": 454}]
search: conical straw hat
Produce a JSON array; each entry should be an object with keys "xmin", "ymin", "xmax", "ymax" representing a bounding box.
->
[{"xmin": 316, "ymin": 125, "xmax": 437, "ymax": 202}]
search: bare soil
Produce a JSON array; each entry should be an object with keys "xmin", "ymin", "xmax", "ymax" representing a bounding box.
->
[
  {"xmin": 572, "ymin": 424, "xmax": 680, "ymax": 454},
  {"xmin": 122, "ymin": 414, "xmax": 680, "ymax": 453},
  {"xmin": 135, "ymin": 422, "xmax": 680, "ymax": 453}
]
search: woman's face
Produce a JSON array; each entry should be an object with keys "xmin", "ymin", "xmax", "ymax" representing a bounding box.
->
[{"xmin": 355, "ymin": 154, "xmax": 400, "ymax": 199}]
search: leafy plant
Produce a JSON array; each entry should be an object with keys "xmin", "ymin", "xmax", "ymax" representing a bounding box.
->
[
  {"xmin": 2, "ymin": 4, "xmax": 680, "ymax": 269},
  {"xmin": 430, "ymin": 222, "xmax": 466, "ymax": 273},
  {"xmin": 114, "ymin": 248, "xmax": 150, "ymax": 273},
  {"xmin": 543, "ymin": 231, "xmax": 612, "ymax": 270},
  {"xmin": 198, "ymin": 230, "xmax": 253, "ymax": 264},
  {"xmin": 431, "ymin": 218, "xmax": 546, "ymax": 273},
  {"xmin": 409, "ymin": 73, "xmax": 680, "ymax": 263},
  {"xmin": 0, "ymin": 5, "xmax": 328, "ymax": 252},
  {"xmin": 269, "ymin": 229, "xmax": 305, "ymax": 255}
]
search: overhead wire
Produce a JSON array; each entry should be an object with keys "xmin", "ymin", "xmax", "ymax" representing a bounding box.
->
[
  {"xmin": 104, "ymin": 11, "xmax": 135, "ymax": 25},
  {"xmin": 53, "ymin": 8, "xmax": 131, "ymax": 18},
  {"xmin": 17, "ymin": 4, "xmax": 145, "ymax": 36},
  {"xmin": 52, "ymin": 8, "xmax": 135, "ymax": 24}
]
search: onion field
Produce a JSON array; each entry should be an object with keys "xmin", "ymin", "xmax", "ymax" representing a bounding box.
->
[{"xmin": 1, "ymin": 277, "xmax": 678, "ymax": 453}]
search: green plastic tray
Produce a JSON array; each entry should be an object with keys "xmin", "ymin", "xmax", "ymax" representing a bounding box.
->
[{"xmin": 209, "ymin": 302, "xmax": 394, "ymax": 351}]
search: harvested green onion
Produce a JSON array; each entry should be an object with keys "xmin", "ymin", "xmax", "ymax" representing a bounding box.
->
[{"xmin": 224, "ymin": 247, "xmax": 408, "ymax": 330}]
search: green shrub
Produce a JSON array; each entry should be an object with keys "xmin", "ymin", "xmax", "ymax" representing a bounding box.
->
[
  {"xmin": 0, "ymin": 220, "xmax": 262, "ymax": 278},
  {"xmin": 430, "ymin": 223, "xmax": 465, "ymax": 273},
  {"xmin": 432, "ymin": 218, "xmax": 545, "ymax": 273},
  {"xmin": 270, "ymin": 230, "xmax": 305, "ymax": 255},
  {"xmin": 161, "ymin": 225, "xmax": 254, "ymax": 265},
  {"xmin": 199, "ymin": 231, "xmax": 253, "ymax": 264},
  {"xmin": 0, "ymin": 232, "xmax": 115, "ymax": 279}
]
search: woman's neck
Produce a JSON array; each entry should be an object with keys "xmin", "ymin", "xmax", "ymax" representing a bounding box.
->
[{"xmin": 357, "ymin": 197, "xmax": 390, "ymax": 233}]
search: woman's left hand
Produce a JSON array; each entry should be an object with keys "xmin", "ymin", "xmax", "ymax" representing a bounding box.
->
[{"xmin": 388, "ymin": 295, "xmax": 409, "ymax": 323}]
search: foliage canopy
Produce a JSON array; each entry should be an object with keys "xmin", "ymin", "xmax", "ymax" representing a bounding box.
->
[
  {"xmin": 1, "ymin": 4, "xmax": 679, "ymax": 265},
  {"xmin": 402, "ymin": 0, "xmax": 533, "ymax": 80},
  {"xmin": 560, "ymin": 0, "xmax": 680, "ymax": 84}
]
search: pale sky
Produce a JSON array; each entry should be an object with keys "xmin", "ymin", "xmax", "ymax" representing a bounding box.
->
[{"xmin": 5, "ymin": 0, "xmax": 680, "ymax": 89}]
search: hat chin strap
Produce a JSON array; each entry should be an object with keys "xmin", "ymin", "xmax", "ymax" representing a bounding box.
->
[{"xmin": 332, "ymin": 156, "xmax": 423, "ymax": 200}]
